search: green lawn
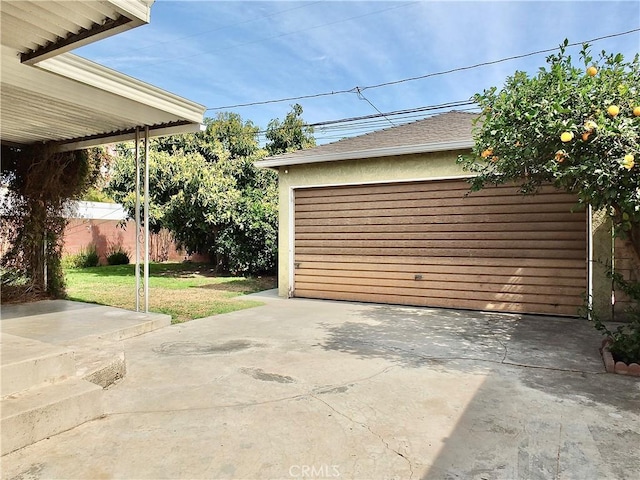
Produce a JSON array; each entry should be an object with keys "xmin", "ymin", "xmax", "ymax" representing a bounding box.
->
[{"xmin": 64, "ymin": 262, "xmax": 277, "ymax": 323}]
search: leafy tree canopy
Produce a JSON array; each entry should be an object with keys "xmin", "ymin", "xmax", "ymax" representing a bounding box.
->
[
  {"xmin": 458, "ymin": 42, "xmax": 639, "ymax": 252},
  {"xmin": 154, "ymin": 112, "xmax": 261, "ymax": 162},
  {"xmin": 108, "ymin": 105, "xmax": 315, "ymax": 274},
  {"xmin": 266, "ymin": 103, "xmax": 316, "ymax": 155}
]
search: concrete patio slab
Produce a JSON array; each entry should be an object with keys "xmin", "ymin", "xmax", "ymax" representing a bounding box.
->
[
  {"xmin": 1, "ymin": 300, "xmax": 172, "ymax": 455},
  {"xmin": 1, "ymin": 334, "xmax": 75, "ymax": 395},
  {"xmin": 2, "ymin": 297, "xmax": 639, "ymax": 479},
  {"xmin": 1, "ymin": 300, "xmax": 171, "ymax": 346}
]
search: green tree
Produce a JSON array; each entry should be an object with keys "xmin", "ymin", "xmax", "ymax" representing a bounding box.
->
[
  {"xmin": 266, "ymin": 103, "xmax": 316, "ymax": 155},
  {"xmin": 154, "ymin": 112, "xmax": 261, "ymax": 161},
  {"xmin": 107, "ymin": 114, "xmax": 278, "ymax": 274},
  {"xmin": 458, "ymin": 42, "xmax": 640, "ymax": 363},
  {"xmin": 108, "ymin": 106, "xmax": 316, "ymax": 274}
]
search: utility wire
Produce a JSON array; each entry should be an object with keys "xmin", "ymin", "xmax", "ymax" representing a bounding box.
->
[
  {"xmin": 251, "ymin": 101, "xmax": 476, "ymax": 138},
  {"xmin": 306, "ymin": 100, "xmax": 474, "ymax": 128},
  {"xmin": 360, "ymin": 28, "xmax": 640, "ymax": 93},
  {"xmin": 150, "ymin": 100, "xmax": 475, "ymax": 148},
  {"xmin": 207, "ymin": 27, "xmax": 640, "ymax": 111},
  {"xmin": 355, "ymin": 87, "xmax": 395, "ymax": 127}
]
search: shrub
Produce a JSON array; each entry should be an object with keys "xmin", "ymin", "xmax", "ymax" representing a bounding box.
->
[
  {"xmin": 66, "ymin": 244, "xmax": 100, "ymax": 268},
  {"xmin": 106, "ymin": 245, "xmax": 130, "ymax": 265},
  {"xmin": 588, "ymin": 268, "xmax": 640, "ymax": 364}
]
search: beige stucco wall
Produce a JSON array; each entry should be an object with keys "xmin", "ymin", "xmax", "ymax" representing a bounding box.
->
[{"xmin": 275, "ymin": 150, "xmax": 613, "ymax": 319}]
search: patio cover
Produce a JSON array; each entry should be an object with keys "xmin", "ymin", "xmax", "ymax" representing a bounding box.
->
[{"xmin": 0, "ymin": 0, "xmax": 206, "ymax": 151}]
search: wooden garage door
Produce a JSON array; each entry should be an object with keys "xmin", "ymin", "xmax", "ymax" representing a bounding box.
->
[{"xmin": 293, "ymin": 179, "xmax": 587, "ymax": 316}]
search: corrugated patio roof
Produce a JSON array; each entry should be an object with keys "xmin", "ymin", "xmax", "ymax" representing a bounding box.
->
[
  {"xmin": 0, "ymin": 0, "xmax": 205, "ymax": 151},
  {"xmin": 256, "ymin": 111, "xmax": 478, "ymax": 168}
]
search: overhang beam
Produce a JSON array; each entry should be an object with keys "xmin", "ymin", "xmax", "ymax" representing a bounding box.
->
[
  {"xmin": 54, "ymin": 121, "xmax": 205, "ymax": 152},
  {"xmin": 21, "ymin": 15, "xmax": 133, "ymax": 65}
]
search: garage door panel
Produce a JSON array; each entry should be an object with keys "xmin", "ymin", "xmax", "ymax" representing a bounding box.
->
[
  {"xmin": 295, "ymin": 246, "xmax": 585, "ymax": 259},
  {"xmin": 294, "ymin": 276, "xmax": 585, "ymax": 298},
  {"xmin": 295, "ymin": 202, "xmax": 577, "ymax": 219},
  {"xmin": 295, "ymin": 181, "xmax": 564, "ymax": 199},
  {"xmin": 295, "ymin": 283, "xmax": 582, "ymax": 308},
  {"xmin": 293, "ymin": 179, "xmax": 587, "ymax": 316},
  {"xmin": 296, "ymin": 221, "xmax": 585, "ymax": 235},
  {"xmin": 295, "ymin": 254, "xmax": 584, "ymax": 270},
  {"xmin": 296, "ymin": 189, "xmax": 579, "ymax": 207},
  {"xmin": 296, "ymin": 230, "xmax": 584, "ymax": 241},
  {"xmin": 295, "ymin": 290, "xmax": 579, "ymax": 316},
  {"xmin": 296, "ymin": 269, "xmax": 585, "ymax": 286},
  {"xmin": 295, "ymin": 194, "xmax": 582, "ymax": 212},
  {"xmin": 294, "ymin": 239, "xmax": 586, "ymax": 251},
  {"xmin": 295, "ymin": 211, "xmax": 581, "ymax": 226}
]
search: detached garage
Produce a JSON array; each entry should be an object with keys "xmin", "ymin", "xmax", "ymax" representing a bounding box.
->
[{"xmin": 257, "ymin": 111, "xmax": 612, "ymax": 318}]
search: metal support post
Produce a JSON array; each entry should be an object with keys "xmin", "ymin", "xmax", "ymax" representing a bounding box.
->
[
  {"xmin": 134, "ymin": 128, "xmax": 141, "ymax": 311},
  {"xmin": 144, "ymin": 126, "xmax": 150, "ymax": 312}
]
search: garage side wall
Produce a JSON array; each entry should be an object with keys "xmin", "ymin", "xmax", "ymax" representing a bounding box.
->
[{"xmin": 277, "ymin": 151, "xmax": 468, "ymax": 297}]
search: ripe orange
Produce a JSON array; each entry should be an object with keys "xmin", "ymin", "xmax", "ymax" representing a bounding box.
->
[
  {"xmin": 582, "ymin": 132, "xmax": 591, "ymax": 141},
  {"xmin": 634, "ymin": 106, "xmax": 640, "ymax": 117},
  {"xmin": 607, "ymin": 105, "xmax": 620, "ymax": 117},
  {"xmin": 560, "ymin": 131, "xmax": 574, "ymax": 142},
  {"xmin": 587, "ymin": 66, "xmax": 598, "ymax": 77},
  {"xmin": 481, "ymin": 148, "xmax": 493, "ymax": 158},
  {"xmin": 623, "ymin": 154, "xmax": 635, "ymax": 170},
  {"xmin": 555, "ymin": 150, "xmax": 567, "ymax": 163}
]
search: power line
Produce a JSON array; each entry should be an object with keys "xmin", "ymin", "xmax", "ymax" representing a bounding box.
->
[
  {"xmin": 355, "ymin": 87, "xmax": 395, "ymax": 127},
  {"xmin": 251, "ymin": 101, "xmax": 475, "ymax": 138},
  {"xmin": 306, "ymin": 100, "xmax": 474, "ymax": 128},
  {"xmin": 152, "ymin": 100, "xmax": 476, "ymax": 148},
  {"xmin": 360, "ymin": 28, "xmax": 640, "ymax": 93},
  {"xmin": 256, "ymin": 101, "xmax": 480, "ymax": 144},
  {"xmin": 207, "ymin": 27, "xmax": 640, "ymax": 111}
]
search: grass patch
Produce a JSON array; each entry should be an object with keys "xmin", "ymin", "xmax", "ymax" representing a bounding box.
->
[{"xmin": 64, "ymin": 262, "xmax": 276, "ymax": 323}]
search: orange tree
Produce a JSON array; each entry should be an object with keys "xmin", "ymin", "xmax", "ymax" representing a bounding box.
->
[{"xmin": 458, "ymin": 41, "xmax": 640, "ymax": 363}]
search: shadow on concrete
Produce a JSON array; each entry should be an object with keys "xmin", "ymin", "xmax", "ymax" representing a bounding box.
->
[
  {"xmin": 321, "ymin": 306, "xmax": 515, "ymax": 372},
  {"xmin": 319, "ymin": 303, "xmax": 640, "ymax": 478},
  {"xmin": 418, "ymin": 369, "xmax": 640, "ymax": 480},
  {"xmin": 320, "ymin": 304, "xmax": 638, "ymax": 409}
]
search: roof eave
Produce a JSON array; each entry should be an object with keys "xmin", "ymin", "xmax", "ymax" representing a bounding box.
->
[
  {"xmin": 20, "ymin": 0, "xmax": 152, "ymax": 65},
  {"xmin": 54, "ymin": 122, "xmax": 206, "ymax": 152},
  {"xmin": 255, "ymin": 139, "xmax": 475, "ymax": 169},
  {"xmin": 35, "ymin": 53, "xmax": 206, "ymax": 123}
]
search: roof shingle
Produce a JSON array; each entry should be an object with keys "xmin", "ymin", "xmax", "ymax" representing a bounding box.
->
[{"xmin": 257, "ymin": 111, "xmax": 478, "ymax": 167}]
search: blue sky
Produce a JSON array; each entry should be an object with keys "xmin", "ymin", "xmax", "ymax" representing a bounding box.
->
[{"xmin": 77, "ymin": 1, "xmax": 640, "ymax": 143}]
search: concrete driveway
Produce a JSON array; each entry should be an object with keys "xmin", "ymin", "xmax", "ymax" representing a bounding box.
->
[{"xmin": 3, "ymin": 292, "xmax": 639, "ymax": 479}]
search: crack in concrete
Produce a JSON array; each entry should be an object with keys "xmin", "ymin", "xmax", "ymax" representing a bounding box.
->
[
  {"xmin": 555, "ymin": 422, "xmax": 563, "ymax": 480},
  {"xmin": 310, "ymin": 394, "xmax": 415, "ymax": 479},
  {"xmin": 105, "ymin": 365, "xmax": 397, "ymax": 416},
  {"xmin": 495, "ymin": 336, "xmax": 509, "ymax": 363},
  {"xmin": 348, "ymin": 338, "xmax": 604, "ymax": 374}
]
